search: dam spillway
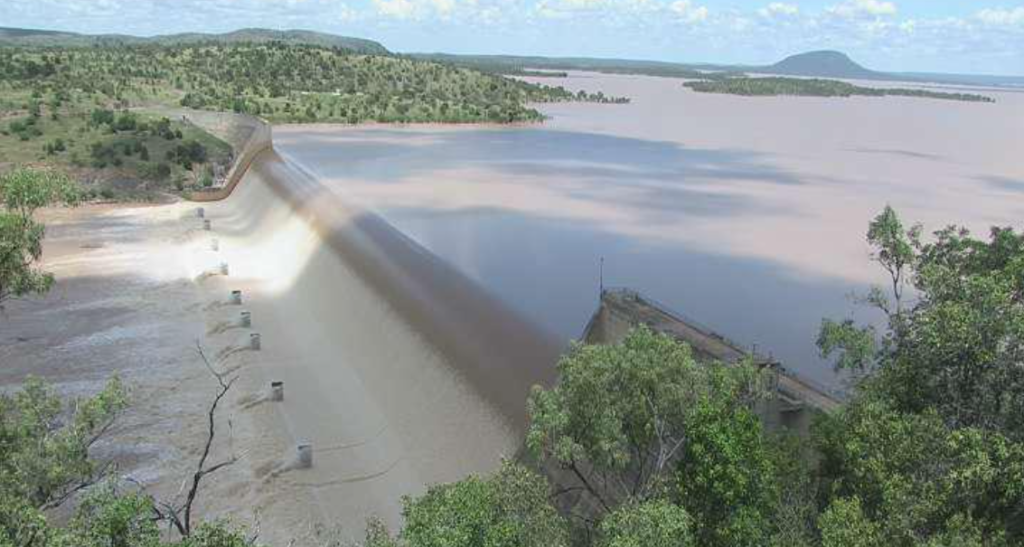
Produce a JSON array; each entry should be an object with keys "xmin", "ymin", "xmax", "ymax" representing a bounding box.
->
[{"xmin": 197, "ymin": 145, "xmax": 562, "ymax": 535}]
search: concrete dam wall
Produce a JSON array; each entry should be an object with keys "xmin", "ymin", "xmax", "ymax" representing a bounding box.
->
[
  {"xmin": 197, "ymin": 145, "xmax": 562, "ymax": 535},
  {"xmin": 191, "ymin": 116, "xmax": 274, "ymax": 202}
]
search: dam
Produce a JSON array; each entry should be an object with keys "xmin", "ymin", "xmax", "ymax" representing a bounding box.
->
[
  {"xmin": 192, "ymin": 121, "xmax": 561, "ymax": 537},
  {"xmin": 186, "ymin": 113, "xmax": 842, "ymax": 537}
]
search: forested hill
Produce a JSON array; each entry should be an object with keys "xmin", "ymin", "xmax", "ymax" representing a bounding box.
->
[
  {"xmin": 0, "ymin": 43, "xmax": 618, "ymax": 123},
  {"xmin": 0, "ymin": 27, "xmax": 388, "ymax": 54},
  {"xmin": 0, "ymin": 41, "xmax": 623, "ymax": 196}
]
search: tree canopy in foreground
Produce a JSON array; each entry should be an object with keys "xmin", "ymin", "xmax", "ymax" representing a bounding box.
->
[{"xmin": 0, "ymin": 168, "xmax": 77, "ymax": 306}]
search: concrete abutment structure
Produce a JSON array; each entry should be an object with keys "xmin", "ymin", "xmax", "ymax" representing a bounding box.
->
[{"xmin": 581, "ymin": 288, "xmax": 841, "ymax": 436}]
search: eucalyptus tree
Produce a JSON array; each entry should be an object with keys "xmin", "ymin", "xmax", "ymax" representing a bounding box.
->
[
  {"xmin": 816, "ymin": 206, "xmax": 1024, "ymax": 545},
  {"xmin": 527, "ymin": 326, "xmax": 777, "ymax": 546},
  {"xmin": 0, "ymin": 168, "xmax": 78, "ymax": 308}
]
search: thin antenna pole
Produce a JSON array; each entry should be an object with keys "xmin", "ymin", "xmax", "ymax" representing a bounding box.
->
[{"xmin": 599, "ymin": 257, "xmax": 604, "ymax": 296}]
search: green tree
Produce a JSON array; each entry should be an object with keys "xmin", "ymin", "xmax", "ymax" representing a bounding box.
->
[
  {"xmin": 372, "ymin": 461, "xmax": 568, "ymax": 547},
  {"xmin": 0, "ymin": 168, "xmax": 79, "ymax": 307},
  {"xmin": 675, "ymin": 397, "xmax": 777, "ymax": 547},
  {"xmin": 0, "ymin": 376, "xmax": 128, "ymax": 547},
  {"xmin": 66, "ymin": 487, "xmax": 161, "ymax": 547},
  {"xmin": 815, "ymin": 207, "xmax": 1024, "ymax": 545},
  {"xmin": 0, "ymin": 374, "xmax": 256, "ymax": 547},
  {"xmin": 767, "ymin": 433, "xmax": 819, "ymax": 547},
  {"xmin": 818, "ymin": 497, "xmax": 881, "ymax": 547},
  {"xmin": 813, "ymin": 400, "xmax": 1023, "ymax": 546},
  {"xmin": 527, "ymin": 326, "xmax": 770, "ymax": 532},
  {"xmin": 819, "ymin": 207, "xmax": 1024, "ymax": 438},
  {"xmin": 597, "ymin": 500, "xmax": 694, "ymax": 547},
  {"xmin": 865, "ymin": 205, "xmax": 919, "ymax": 314},
  {"xmin": 0, "ymin": 376, "xmax": 128, "ymax": 510}
]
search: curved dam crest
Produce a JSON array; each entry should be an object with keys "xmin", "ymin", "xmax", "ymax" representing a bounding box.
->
[
  {"xmin": 246, "ymin": 149, "xmax": 563, "ymax": 428},
  {"xmin": 195, "ymin": 138, "xmax": 567, "ymax": 534}
]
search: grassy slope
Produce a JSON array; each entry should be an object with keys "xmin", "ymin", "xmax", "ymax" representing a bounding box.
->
[
  {"xmin": 0, "ymin": 88, "xmax": 231, "ymax": 198},
  {"xmin": 0, "ymin": 41, "xmax": 606, "ymax": 197}
]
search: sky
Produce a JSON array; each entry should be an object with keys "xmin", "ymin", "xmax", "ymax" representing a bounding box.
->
[{"xmin": 4, "ymin": 0, "xmax": 1024, "ymax": 75}]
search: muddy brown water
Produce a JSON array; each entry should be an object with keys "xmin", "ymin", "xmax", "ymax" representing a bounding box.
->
[{"xmin": 275, "ymin": 72, "xmax": 1024, "ymax": 386}]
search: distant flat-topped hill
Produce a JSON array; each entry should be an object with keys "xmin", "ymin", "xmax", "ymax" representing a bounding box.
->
[
  {"xmin": 762, "ymin": 50, "xmax": 881, "ymax": 80},
  {"xmin": 0, "ymin": 27, "xmax": 388, "ymax": 54},
  {"xmin": 418, "ymin": 49, "xmax": 1024, "ymax": 88}
]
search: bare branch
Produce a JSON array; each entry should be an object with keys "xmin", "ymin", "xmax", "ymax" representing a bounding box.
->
[
  {"xmin": 179, "ymin": 341, "xmax": 239, "ymax": 536},
  {"xmin": 141, "ymin": 342, "xmax": 241, "ymax": 538},
  {"xmin": 247, "ymin": 511, "xmax": 262, "ymax": 546},
  {"xmin": 567, "ymin": 457, "xmax": 611, "ymax": 513}
]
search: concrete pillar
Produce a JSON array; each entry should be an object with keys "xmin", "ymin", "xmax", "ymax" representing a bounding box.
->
[
  {"xmin": 210, "ymin": 238, "xmax": 219, "ymax": 252},
  {"xmin": 240, "ymin": 310, "xmax": 251, "ymax": 328},
  {"xmin": 203, "ymin": 219, "xmax": 211, "ymax": 231},
  {"xmin": 197, "ymin": 207, "xmax": 205, "ymax": 218},
  {"xmin": 250, "ymin": 332, "xmax": 261, "ymax": 351},
  {"xmin": 230, "ymin": 290, "xmax": 242, "ymax": 305},
  {"xmin": 296, "ymin": 443, "xmax": 313, "ymax": 469},
  {"xmin": 219, "ymin": 262, "xmax": 229, "ymax": 276},
  {"xmin": 270, "ymin": 381, "xmax": 284, "ymax": 402}
]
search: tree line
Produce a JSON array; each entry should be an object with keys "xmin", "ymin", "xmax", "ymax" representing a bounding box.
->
[
  {"xmin": 684, "ymin": 76, "xmax": 996, "ymax": 102},
  {"xmin": 0, "ymin": 42, "xmax": 628, "ymax": 194},
  {"xmin": 0, "ymin": 42, "xmax": 627, "ymax": 125}
]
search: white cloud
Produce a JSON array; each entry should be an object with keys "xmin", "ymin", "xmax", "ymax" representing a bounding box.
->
[
  {"xmin": 533, "ymin": 0, "xmax": 606, "ymax": 18},
  {"xmin": 372, "ymin": 0, "xmax": 458, "ymax": 19},
  {"xmin": 976, "ymin": 7, "xmax": 1024, "ymax": 27},
  {"xmin": 827, "ymin": 0, "xmax": 897, "ymax": 18},
  {"xmin": 758, "ymin": 2, "xmax": 799, "ymax": 18},
  {"xmin": 534, "ymin": 0, "xmax": 695, "ymax": 22},
  {"xmin": 431, "ymin": 0, "xmax": 456, "ymax": 14},
  {"xmin": 669, "ymin": 0, "xmax": 708, "ymax": 23},
  {"xmin": 373, "ymin": 0, "xmax": 416, "ymax": 18}
]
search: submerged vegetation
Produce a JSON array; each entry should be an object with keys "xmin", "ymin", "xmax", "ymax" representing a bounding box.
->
[{"xmin": 684, "ymin": 76, "xmax": 996, "ymax": 102}]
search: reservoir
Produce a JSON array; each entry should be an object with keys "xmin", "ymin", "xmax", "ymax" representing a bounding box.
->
[{"xmin": 275, "ymin": 72, "xmax": 1024, "ymax": 386}]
